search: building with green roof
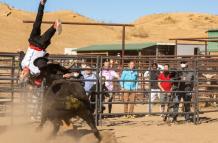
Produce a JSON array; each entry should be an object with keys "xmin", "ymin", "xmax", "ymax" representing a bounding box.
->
[
  {"xmin": 70, "ymin": 42, "xmax": 175, "ymax": 56},
  {"xmin": 207, "ymin": 29, "xmax": 218, "ymax": 52}
]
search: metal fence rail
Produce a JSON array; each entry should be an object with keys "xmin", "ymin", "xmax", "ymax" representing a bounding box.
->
[{"xmin": 0, "ymin": 53, "xmax": 218, "ymax": 126}]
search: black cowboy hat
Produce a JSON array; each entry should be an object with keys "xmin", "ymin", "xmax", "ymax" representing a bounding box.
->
[
  {"xmin": 33, "ymin": 57, "xmax": 49, "ymax": 69},
  {"xmin": 70, "ymin": 66, "xmax": 81, "ymax": 73}
]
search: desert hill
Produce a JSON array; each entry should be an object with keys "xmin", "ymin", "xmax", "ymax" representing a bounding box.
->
[
  {"xmin": 129, "ymin": 13, "xmax": 218, "ymax": 42},
  {"xmin": 1, "ymin": 3, "xmax": 218, "ymax": 54},
  {"xmin": 0, "ymin": 3, "xmax": 119, "ymax": 54}
]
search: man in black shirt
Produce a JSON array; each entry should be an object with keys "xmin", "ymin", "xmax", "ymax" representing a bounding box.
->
[
  {"xmin": 144, "ymin": 63, "xmax": 160, "ymax": 113},
  {"xmin": 177, "ymin": 61, "xmax": 194, "ymax": 122}
]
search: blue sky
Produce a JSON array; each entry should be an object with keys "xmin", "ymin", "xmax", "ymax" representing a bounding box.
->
[{"xmin": 1, "ymin": 0, "xmax": 218, "ymax": 23}]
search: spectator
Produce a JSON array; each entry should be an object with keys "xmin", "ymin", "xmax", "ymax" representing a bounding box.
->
[
  {"xmin": 176, "ymin": 60, "xmax": 194, "ymax": 122},
  {"xmin": 158, "ymin": 64, "xmax": 172, "ymax": 117},
  {"xmin": 144, "ymin": 63, "xmax": 164, "ymax": 90},
  {"xmin": 100, "ymin": 60, "xmax": 119, "ymax": 91},
  {"xmin": 144, "ymin": 63, "xmax": 164, "ymax": 77},
  {"xmin": 63, "ymin": 67, "xmax": 85, "ymax": 87},
  {"xmin": 109, "ymin": 59, "xmax": 115, "ymax": 68},
  {"xmin": 83, "ymin": 66, "xmax": 97, "ymax": 92},
  {"xmin": 120, "ymin": 61, "xmax": 138, "ymax": 118},
  {"xmin": 100, "ymin": 60, "xmax": 119, "ymax": 113},
  {"xmin": 88, "ymin": 76, "xmax": 110, "ymax": 113},
  {"xmin": 144, "ymin": 63, "xmax": 160, "ymax": 114}
]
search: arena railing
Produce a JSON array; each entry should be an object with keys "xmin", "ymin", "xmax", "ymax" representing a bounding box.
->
[{"xmin": 1, "ymin": 53, "xmax": 218, "ymax": 126}]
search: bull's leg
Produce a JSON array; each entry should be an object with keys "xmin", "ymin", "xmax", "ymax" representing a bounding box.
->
[
  {"xmin": 51, "ymin": 119, "xmax": 62, "ymax": 136},
  {"xmin": 63, "ymin": 118, "xmax": 71, "ymax": 126},
  {"xmin": 37, "ymin": 95, "xmax": 49, "ymax": 130},
  {"xmin": 62, "ymin": 117, "xmax": 78, "ymax": 130},
  {"xmin": 37, "ymin": 116, "xmax": 46, "ymax": 129},
  {"xmin": 45, "ymin": 119, "xmax": 62, "ymax": 140},
  {"xmin": 78, "ymin": 109, "xmax": 102, "ymax": 141},
  {"xmin": 36, "ymin": 111, "xmax": 47, "ymax": 131}
]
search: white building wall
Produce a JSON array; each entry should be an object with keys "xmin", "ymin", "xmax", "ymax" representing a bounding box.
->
[
  {"xmin": 64, "ymin": 48, "xmax": 78, "ymax": 55},
  {"xmin": 177, "ymin": 44, "xmax": 206, "ymax": 55}
]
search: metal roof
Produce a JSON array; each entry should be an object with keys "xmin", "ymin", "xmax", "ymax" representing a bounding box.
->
[
  {"xmin": 207, "ymin": 29, "xmax": 218, "ymax": 32},
  {"xmin": 73, "ymin": 42, "xmax": 156, "ymax": 52},
  {"xmin": 170, "ymin": 37, "xmax": 218, "ymax": 42}
]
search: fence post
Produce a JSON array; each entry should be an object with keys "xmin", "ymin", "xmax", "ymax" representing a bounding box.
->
[
  {"xmin": 196, "ymin": 55, "xmax": 200, "ymax": 124},
  {"xmin": 95, "ymin": 56, "xmax": 100, "ymax": 126},
  {"xmin": 10, "ymin": 56, "xmax": 16, "ymax": 125},
  {"xmin": 193, "ymin": 55, "xmax": 199, "ymax": 124},
  {"xmin": 148, "ymin": 60, "xmax": 152, "ymax": 115},
  {"xmin": 99, "ymin": 56, "xmax": 103, "ymax": 126}
]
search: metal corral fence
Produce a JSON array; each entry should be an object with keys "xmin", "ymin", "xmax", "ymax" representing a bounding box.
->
[
  {"xmin": 0, "ymin": 52, "xmax": 218, "ymax": 125},
  {"xmin": 0, "ymin": 52, "xmax": 45, "ymax": 124}
]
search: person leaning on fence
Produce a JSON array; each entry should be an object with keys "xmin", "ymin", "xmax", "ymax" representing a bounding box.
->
[
  {"xmin": 120, "ymin": 61, "xmax": 138, "ymax": 118},
  {"xmin": 144, "ymin": 63, "xmax": 164, "ymax": 90},
  {"xmin": 176, "ymin": 60, "xmax": 194, "ymax": 122},
  {"xmin": 63, "ymin": 67, "xmax": 85, "ymax": 87},
  {"xmin": 100, "ymin": 60, "xmax": 119, "ymax": 113},
  {"xmin": 158, "ymin": 64, "xmax": 173, "ymax": 117},
  {"xmin": 83, "ymin": 65, "xmax": 97, "ymax": 93},
  {"xmin": 88, "ymin": 76, "xmax": 110, "ymax": 113},
  {"xmin": 19, "ymin": 0, "xmax": 62, "ymax": 86},
  {"xmin": 144, "ymin": 63, "xmax": 161, "ymax": 113}
]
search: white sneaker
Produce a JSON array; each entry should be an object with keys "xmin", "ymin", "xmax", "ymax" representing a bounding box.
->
[
  {"xmin": 40, "ymin": 0, "xmax": 47, "ymax": 5},
  {"xmin": 54, "ymin": 19, "xmax": 62, "ymax": 35}
]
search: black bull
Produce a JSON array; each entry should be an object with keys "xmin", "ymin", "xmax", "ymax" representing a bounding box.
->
[{"xmin": 36, "ymin": 64, "xmax": 101, "ymax": 141}]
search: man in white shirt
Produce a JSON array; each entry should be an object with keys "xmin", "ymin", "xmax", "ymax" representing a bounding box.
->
[{"xmin": 19, "ymin": 0, "xmax": 62, "ymax": 86}]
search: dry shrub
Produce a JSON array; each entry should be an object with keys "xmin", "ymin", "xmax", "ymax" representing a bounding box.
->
[
  {"xmin": 0, "ymin": 3, "xmax": 12, "ymax": 16},
  {"xmin": 159, "ymin": 16, "xmax": 177, "ymax": 24},
  {"xmin": 130, "ymin": 26, "xmax": 149, "ymax": 38}
]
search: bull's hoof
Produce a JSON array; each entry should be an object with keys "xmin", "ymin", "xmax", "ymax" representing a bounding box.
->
[
  {"xmin": 98, "ymin": 136, "xmax": 102, "ymax": 142},
  {"xmin": 72, "ymin": 125, "xmax": 78, "ymax": 130},
  {"xmin": 95, "ymin": 132, "xmax": 102, "ymax": 142},
  {"xmin": 97, "ymin": 136, "xmax": 102, "ymax": 143},
  {"xmin": 163, "ymin": 117, "xmax": 167, "ymax": 122}
]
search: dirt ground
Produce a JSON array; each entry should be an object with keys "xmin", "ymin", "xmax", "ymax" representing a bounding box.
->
[
  {"xmin": 0, "ymin": 103, "xmax": 218, "ymax": 143},
  {"xmin": 101, "ymin": 112, "xmax": 218, "ymax": 143}
]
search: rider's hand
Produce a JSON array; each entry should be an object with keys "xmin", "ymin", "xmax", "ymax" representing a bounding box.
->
[
  {"xmin": 63, "ymin": 73, "xmax": 72, "ymax": 78},
  {"xmin": 20, "ymin": 67, "xmax": 30, "ymax": 78}
]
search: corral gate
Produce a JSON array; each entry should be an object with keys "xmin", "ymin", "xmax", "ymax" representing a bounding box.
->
[{"xmin": 0, "ymin": 53, "xmax": 218, "ymax": 125}]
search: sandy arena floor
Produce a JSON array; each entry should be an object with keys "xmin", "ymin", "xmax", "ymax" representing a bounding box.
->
[{"xmin": 0, "ymin": 103, "xmax": 218, "ymax": 143}]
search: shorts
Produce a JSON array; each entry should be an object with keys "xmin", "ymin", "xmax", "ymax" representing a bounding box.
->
[{"xmin": 160, "ymin": 92, "xmax": 171, "ymax": 106}]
